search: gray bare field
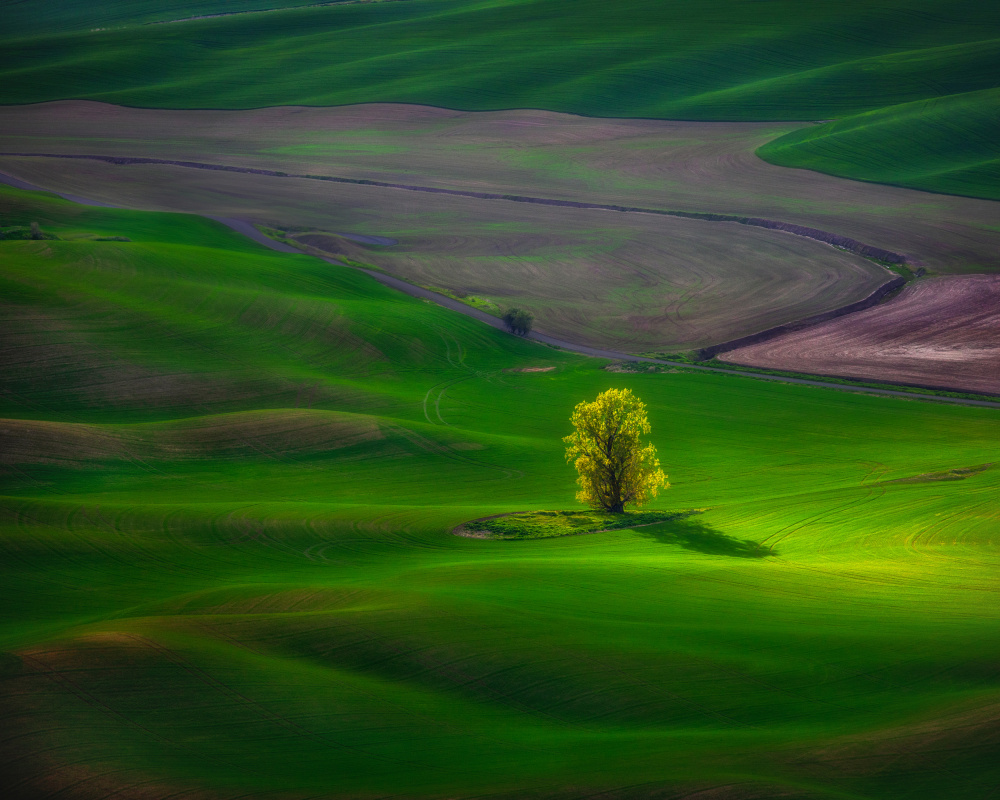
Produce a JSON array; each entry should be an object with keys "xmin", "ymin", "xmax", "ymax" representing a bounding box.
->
[
  {"xmin": 0, "ymin": 158, "xmax": 887, "ymax": 353},
  {"xmin": 3, "ymin": 102, "xmax": 997, "ymax": 353},
  {"xmin": 2, "ymin": 102, "xmax": 996, "ymax": 272}
]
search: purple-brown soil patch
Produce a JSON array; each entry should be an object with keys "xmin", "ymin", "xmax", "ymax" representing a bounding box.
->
[{"xmin": 721, "ymin": 276, "xmax": 1000, "ymax": 395}]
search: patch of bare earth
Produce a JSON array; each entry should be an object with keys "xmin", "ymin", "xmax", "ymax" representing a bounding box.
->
[
  {"xmin": 0, "ymin": 155, "xmax": 888, "ymax": 352},
  {"xmin": 721, "ymin": 275, "xmax": 1000, "ymax": 395},
  {"xmin": 452, "ymin": 526, "xmax": 492, "ymax": 539}
]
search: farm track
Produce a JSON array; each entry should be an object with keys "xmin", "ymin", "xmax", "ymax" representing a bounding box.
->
[
  {"xmin": 2, "ymin": 170, "xmax": 998, "ymax": 410},
  {"xmin": 0, "ymin": 152, "xmax": 912, "ymax": 265}
]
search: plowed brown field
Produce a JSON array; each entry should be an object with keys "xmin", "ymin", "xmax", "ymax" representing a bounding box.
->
[{"xmin": 721, "ymin": 276, "xmax": 1000, "ymax": 395}]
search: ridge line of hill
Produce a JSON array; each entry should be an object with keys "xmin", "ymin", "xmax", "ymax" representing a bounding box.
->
[{"xmin": 0, "ymin": 152, "xmax": 915, "ymax": 266}]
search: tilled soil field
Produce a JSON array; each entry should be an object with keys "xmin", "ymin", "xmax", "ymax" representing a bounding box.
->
[
  {"xmin": 1, "ymin": 102, "xmax": 998, "ymax": 275},
  {"xmin": 0, "ymin": 155, "xmax": 889, "ymax": 354},
  {"xmin": 721, "ymin": 276, "xmax": 1000, "ymax": 395}
]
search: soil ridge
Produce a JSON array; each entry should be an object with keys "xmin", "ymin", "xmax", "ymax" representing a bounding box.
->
[{"xmin": 697, "ymin": 276, "xmax": 907, "ymax": 360}]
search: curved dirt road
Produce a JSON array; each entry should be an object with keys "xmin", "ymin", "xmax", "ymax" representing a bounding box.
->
[{"xmin": 2, "ymin": 170, "xmax": 997, "ymax": 409}]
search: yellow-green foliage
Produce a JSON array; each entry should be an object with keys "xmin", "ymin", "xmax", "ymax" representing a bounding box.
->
[{"xmin": 564, "ymin": 388, "xmax": 668, "ymax": 512}]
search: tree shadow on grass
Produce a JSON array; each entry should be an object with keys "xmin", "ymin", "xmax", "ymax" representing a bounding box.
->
[{"xmin": 641, "ymin": 517, "xmax": 773, "ymax": 558}]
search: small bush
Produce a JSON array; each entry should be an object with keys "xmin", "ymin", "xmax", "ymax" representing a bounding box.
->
[
  {"xmin": 0, "ymin": 225, "xmax": 58, "ymax": 241},
  {"xmin": 502, "ymin": 307, "xmax": 533, "ymax": 336}
]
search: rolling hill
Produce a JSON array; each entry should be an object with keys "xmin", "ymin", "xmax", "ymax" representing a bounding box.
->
[
  {"xmin": 3, "ymin": 2, "xmax": 1000, "ymax": 796},
  {"xmin": 759, "ymin": 87, "xmax": 1000, "ymax": 201},
  {"xmin": 2, "ymin": 182, "xmax": 1000, "ymax": 799}
]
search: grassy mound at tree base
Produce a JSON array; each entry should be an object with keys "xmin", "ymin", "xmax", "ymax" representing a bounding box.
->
[{"xmin": 456, "ymin": 510, "xmax": 690, "ymax": 540}]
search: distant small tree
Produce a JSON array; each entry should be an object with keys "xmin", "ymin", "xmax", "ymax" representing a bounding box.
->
[
  {"xmin": 29, "ymin": 222, "xmax": 43, "ymax": 240},
  {"xmin": 564, "ymin": 388, "xmax": 668, "ymax": 513},
  {"xmin": 502, "ymin": 307, "xmax": 533, "ymax": 336}
]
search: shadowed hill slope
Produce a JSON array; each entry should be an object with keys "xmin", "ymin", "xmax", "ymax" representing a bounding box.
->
[{"xmin": 1, "ymin": 0, "xmax": 996, "ymax": 119}]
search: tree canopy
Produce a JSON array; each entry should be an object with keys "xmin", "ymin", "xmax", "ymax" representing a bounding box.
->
[
  {"xmin": 563, "ymin": 388, "xmax": 668, "ymax": 513},
  {"xmin": 502, "ymin": 307, "xmax": 533, "ymax": 336}
]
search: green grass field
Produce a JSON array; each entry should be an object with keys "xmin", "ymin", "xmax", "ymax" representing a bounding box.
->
[
  {"xmin": 760, "ymin": 88, "xmax": 1000, "ymax": 201},
  {"xmin": 1, "ymin": 0, "xmax": 999, "ymax": 199},
  {"xmin": 3, "ymin": 183, "xmax": 1000, "ymax": 799},
  {"xmin": 3, "ymin": 0, "xmax": 997, "ymax": 119}
]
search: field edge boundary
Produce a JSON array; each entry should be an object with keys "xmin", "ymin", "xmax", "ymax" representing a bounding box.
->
[
  {"xmin": 0, "ymin": 152, "xmax": 916, "ymax": 266},
  {"xmin": 2, "ymin": 169, "xmax": 996, "ymax": 409}
]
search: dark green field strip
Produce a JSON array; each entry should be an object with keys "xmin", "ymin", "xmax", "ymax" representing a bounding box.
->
[
  {"xmin": 760, "ymin": 88, "xmax": 1000, "ymax": 201},
  {"xmin": 1, "ymin": 0, "xmax": 346, "ymax": 35},
  {"xmin": 2, "ymin": 0, "xmax": 998, "ymax": 120},
  {"xmin": 2, "ymin": 182, "xmax": 1000, "ymax": 797}
]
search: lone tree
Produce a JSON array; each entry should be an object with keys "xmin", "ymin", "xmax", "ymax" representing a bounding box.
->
[
  {"xmin": 563, "ymin": 388, "xmax": 668, "ymax": 513},
  {"xmin": 502, "ymin": 307, "xmax": 533, "ymax": 336}
]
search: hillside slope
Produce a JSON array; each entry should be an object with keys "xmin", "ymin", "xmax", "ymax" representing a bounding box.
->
[
  {"xmin": 3, "ymin": 0, "xmax": 997, "ymax": 117},
  {"xmin": 2, "ymin": 183, "xmax": 1000, "ymax": 799},
  {"xmin": 760, "ymin": 88, "xmax": 1000, "ymax": 200}
]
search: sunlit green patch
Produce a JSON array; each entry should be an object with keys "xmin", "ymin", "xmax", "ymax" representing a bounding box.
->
[{"xmin": 266, "ymin": 142, "xmax": 411, "ymax": 157}]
